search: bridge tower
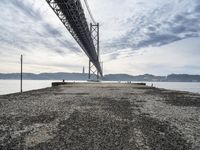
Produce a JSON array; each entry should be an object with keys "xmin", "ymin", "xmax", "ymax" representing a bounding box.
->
[
  {"xmin": 46, "ymin": 0, "xmax": 103, "ymax": 79},
  {"xmin": 88, "ymin": 23, "xmax": 101, "ymax": 80}
]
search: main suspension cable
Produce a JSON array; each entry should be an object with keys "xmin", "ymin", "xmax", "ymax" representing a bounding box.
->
[{"xmin": 83, "ymin": 0, "xmax": 96, "ymax": 24}]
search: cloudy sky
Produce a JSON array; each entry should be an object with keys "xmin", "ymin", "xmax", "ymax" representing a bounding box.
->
[{"xmin": 0, "ymin": 0, "xmax": 200, "ymax": 75}]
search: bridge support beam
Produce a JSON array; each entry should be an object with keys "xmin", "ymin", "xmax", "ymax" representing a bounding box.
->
[{"xmin": 88, "ymin": 59, "xmax": 99, "ymax": 80}]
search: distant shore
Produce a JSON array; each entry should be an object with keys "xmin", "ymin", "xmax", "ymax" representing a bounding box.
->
[{"xmin": 1, "ymin": 72, "xmax": 200, "ymax": 82}]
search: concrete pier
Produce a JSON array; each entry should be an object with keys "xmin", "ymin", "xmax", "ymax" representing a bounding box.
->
[{"xmin": 0, "ymin": 83, "xmax": 200, "ymax": 149}]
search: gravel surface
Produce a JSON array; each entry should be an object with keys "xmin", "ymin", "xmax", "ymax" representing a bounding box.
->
[{"xmin": 0, "ymin": 83, "xmax": 199, "ymax": 150}]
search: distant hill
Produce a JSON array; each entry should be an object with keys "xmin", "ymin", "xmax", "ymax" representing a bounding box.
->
[
  {"xmin": 103, "ymin": 74, "xmax": 200, "ymax": 82},
  {"xmin": 0, "ymin": 73, "xmax": 93, "ymax": 80},
  {"xmin": 103, "ymin": 74, "xmax": 165, "ymax": 81},
  {"xmin": 0, "ymin": 73, "xmax": 200, "ymax": 82},
  {"xmin": 166, "ymin": 74, "xmax": 200, "ymax": 82}
]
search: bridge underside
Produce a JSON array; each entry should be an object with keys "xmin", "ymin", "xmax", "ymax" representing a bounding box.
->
[{"xmin": 46, "ymin": 0, "xmax": 102, "ymax": 76}]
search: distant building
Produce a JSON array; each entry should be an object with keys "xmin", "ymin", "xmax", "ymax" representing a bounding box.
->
[{"xmin": 82, "ymin": 66, "xmax": 85, "ymax": 74}]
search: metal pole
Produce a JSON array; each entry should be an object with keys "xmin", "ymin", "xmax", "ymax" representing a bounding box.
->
[
  {"xmin": 20, "ymin": 55, "xmax": 23, "ymax": 93},
  {"xmin": 97, "ymin": 23, "xmax": 100, "ymax": 60},
  {"xmin": 88, "ymin": 23, "xmax": 92, "ymax": 80},
  {"xmin": 97, "ymin": 23, "xmax": 100, "ymax": 79},
  {"xmin": 88, "ymin": 60, "xmax": 91, "ymax": 79},
  {"xmin": 101, "ymin": 61, "xmax": 103, "ymax": 77}
]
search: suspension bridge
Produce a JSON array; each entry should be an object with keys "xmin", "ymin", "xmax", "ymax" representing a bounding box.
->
[{"xmin": 46, "ymin": 0, "xmax": 102, "ymax": 79}]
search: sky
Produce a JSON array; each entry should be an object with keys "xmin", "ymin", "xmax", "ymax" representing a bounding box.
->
[{"xmin": 0, "ymin": 0, "xmax": 200, "ymax": 75}]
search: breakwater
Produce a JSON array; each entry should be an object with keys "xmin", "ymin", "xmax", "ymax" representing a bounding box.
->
[{"xmin": 0, "ymin": 83, "xmax": 199, "ymax": 149}]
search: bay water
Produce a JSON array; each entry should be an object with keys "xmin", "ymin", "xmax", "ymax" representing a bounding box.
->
[{"xmin": 0, "ymin": 80, "xmax": 200, "ymax": 95}]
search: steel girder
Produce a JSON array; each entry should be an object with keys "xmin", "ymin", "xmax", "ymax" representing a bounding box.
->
[
  {"xmin": 88, "ymin": 23, "xmax": 101, "ymax": 79},
  {"xmin": 46, "ymin": 0, "xmax": 102, "ymax": 76}
]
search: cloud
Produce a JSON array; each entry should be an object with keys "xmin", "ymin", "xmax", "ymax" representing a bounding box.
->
[
  {"xmin": 8, "ymin": 0, "xmax": 42, "ymax": 20},
  {"xmin": 2, "ymin": 0, "xmax": 200, "ymax": 55},
  {"xmin": 96, "ymin": 0, "xmax": 200, "ymax": 52},
  {"xmin": 0, "ymin": 0, "xmax": 88, "ymax": 73},
  {"xmin": 0, "ymin": 0, "xmax": 80, "ymax": 54},
  {"xmin": 103, "ymin": 37, "xmax": 200, "ymax": 75},
  {"xmin": 0, "ymin": 0, "xmax": 200, "ymax": 74}
]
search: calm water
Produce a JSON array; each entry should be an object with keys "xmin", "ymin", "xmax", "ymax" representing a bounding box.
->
[
  {"xmin": 0, "ymin": 80, "xmax": 200, "ymax": 95},
  {"xmin": 145, "ymin": 82, "xmax": 200, "ymax": 94},
  {"xmin": 0, "ymin": 80, "xmax": 57, "ymax": 95}
]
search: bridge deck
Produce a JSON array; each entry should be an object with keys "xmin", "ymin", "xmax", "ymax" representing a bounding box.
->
[
  {"xmin": 46, "ymin": 0, "xmax": 102, "ymax": 75},
  {"xmin": 0, "ymin": 83, "xmax": 200, "ymax": 149}
]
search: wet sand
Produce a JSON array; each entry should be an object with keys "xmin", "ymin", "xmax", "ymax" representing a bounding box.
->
[{"xmin": 0, "ymin": 83, "xmax": 200, "ymax": 149}]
